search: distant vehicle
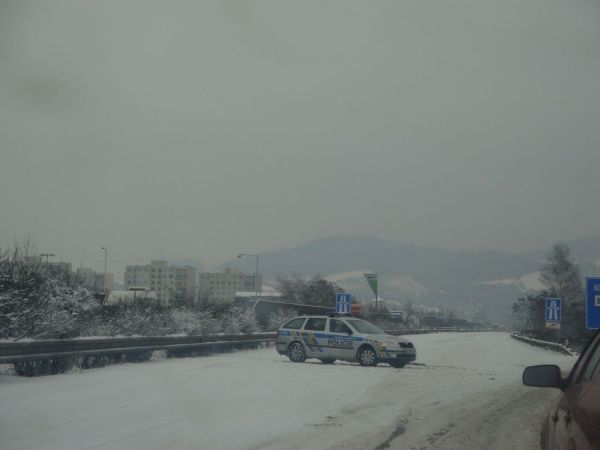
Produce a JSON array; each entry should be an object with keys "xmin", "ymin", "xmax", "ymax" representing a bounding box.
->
[
  {"xmin": 275, "ymin": 315, "xmax": 416, "ymax": 368},
  {"xmin": 350, "ymin": 303, "xmax": 363, "ymax": 317},
  {"xmin": 523, "ymin": 330, "xmax": 600, "ymax": 450}
]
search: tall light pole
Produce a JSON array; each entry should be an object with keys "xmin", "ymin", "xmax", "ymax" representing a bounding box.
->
[
  {"xmin": 237, "ymin": 253, "xmax": 259, "ymax": 300},
  {"xmin": 101, "ymin": 247, "xmax": 107, "ymax": 291}
]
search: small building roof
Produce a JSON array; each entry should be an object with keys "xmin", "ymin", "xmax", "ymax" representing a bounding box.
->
[{"xmin": 234, "ymin": 291, "xmax": 283, "ymax": 298}]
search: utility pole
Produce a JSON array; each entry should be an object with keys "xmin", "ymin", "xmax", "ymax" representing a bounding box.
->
[{"xmin": 101, "ymin": 247, "xmax": 107, "ymax": 292}]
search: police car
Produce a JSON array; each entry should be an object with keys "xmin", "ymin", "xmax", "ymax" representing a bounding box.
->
[{"xmin": 275, "ymin": 315, "xmax": 416, "ymax": 367}]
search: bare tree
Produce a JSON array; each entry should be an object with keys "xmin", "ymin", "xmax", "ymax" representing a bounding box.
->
[
  {"xmin": 539, "ymin": 242, "xmax": 585, "ymax": 339},
  {"xmin": 277, "ymin": 274, "xmax": 339, "ymax": 307}
]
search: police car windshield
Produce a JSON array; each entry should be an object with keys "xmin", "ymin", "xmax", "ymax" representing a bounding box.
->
[{"xmin": 345, "ymin": 319, "xmax": 385, "ymax": 335}]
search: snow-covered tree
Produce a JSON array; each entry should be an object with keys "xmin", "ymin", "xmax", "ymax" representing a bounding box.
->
[
  {"xmin": 265, "ymin": 309, "xmax": 298, "ymax": 331},
  {"xmin": 512, "ymin": 292, "xmax": 547, "ymax": 334},
  {"xmin": 0, "ymin": 243, "xmax": 98, "ymax": 339}
]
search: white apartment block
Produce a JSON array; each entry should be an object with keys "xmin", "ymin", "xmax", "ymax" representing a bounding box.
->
[
  {"xmin": 199, "ymin": 268, "xmax": 262, "ymax": 303},
  {"xmin": 124, "ymin": 260, "xmax": 197, "ymax": 303}
]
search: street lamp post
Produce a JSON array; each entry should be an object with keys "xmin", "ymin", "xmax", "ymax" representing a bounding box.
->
[
  {"xmin": 101, "ymin": 247, "xmax": 107, "ymax": 292},
  {"xmin": 237, "ymin": 253, "xmax": 259, "ymax": 300}
]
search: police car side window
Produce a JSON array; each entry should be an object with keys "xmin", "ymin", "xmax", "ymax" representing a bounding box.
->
[
  {"xmin": 329, "ymin": 319, "xmax": 351, "ymax": 334},
  {"xmin": 283, "ymin": 318, "xmax": 306, "ymax": 330},
  {"xmin": 304, "ymin": 318, "xmax": 326, "ymax": 331}
]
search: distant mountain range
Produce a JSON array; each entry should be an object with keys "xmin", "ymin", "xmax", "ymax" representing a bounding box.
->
[{"xmin": 221, "ymin": 234, "xmax": 600, "ymax": 323}]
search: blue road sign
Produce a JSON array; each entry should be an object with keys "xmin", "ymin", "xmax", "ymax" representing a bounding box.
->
[
  {"xmin": 586, "ymin": 278, "xmax": 600, "ymax": 329},
  {"xmin": 545, "ymin": 298, "xmax": 561, "ymax": 322},
  {"xmin": 336, "ymin": 293, "xmax": 352, "ymax": 314}
]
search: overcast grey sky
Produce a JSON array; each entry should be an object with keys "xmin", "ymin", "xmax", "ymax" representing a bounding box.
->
[{"xmin": 1, "ymin": 0, "xmax": 599, "ymax": 275}]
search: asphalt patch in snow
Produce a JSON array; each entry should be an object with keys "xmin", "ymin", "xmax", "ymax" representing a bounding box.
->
[{"xmin": 374, "ymin": 421, "xmax": 408, "ymax": 450}]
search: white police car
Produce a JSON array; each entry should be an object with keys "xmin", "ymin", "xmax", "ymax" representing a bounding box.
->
[{"xmin": 275, "ymin": 315, "xmax": 416, "ymax": 367}]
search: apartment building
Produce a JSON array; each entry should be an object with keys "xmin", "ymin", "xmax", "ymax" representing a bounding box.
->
[
  {"xmin": 198, "ymin": 268, "xmax": 262, "ymax": 303},
  {"xmin": 124, "ymin": 260, "xmax": 197, "ymax": 303},
  {"xmin": 76, "ymin": 268, "xmax": 115, "ymax": 292}
]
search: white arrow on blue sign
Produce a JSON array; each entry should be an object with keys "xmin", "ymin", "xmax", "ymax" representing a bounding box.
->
[
  {"xmin": 335, "ymin": 293, "xmax": 352, "ymax": 314},
  {"xmin": 545, "ymin": 298, "xmax": 561, "ymax": 322}
]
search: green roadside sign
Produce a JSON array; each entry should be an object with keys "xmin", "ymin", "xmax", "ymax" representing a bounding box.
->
[{"xmin": 364, "ymin": 273, "xmax": 378, "ymax": 298}]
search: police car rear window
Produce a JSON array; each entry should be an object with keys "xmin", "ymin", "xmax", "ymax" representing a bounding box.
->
[{"xmin": 282, "ymin": 318, "xmax": 306, "ymax": 330}]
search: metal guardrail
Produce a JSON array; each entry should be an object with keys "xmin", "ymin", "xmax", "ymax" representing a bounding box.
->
[
  {"xmin": 385, "ymin": 327, "xmax": 492, "ymax": 335},
  {"xmin": 510, "ymin": 333, "xmax": 577, "ymax": 356},
  {"xmin": 0, "ymin": 328, "xmax": 499, "ymax": 365},
  {"xmin": 0, "ymin": 332, "xmax": 278, "ymax": 364}
]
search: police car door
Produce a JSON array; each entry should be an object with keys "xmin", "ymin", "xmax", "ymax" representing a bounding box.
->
[
  {"xmin": 301, "ymin": 317, "xmax": 328, "ymax": 357},
  {"xmin": 327, "ymin": 319, "xmax": 355, "ymax": 360}
]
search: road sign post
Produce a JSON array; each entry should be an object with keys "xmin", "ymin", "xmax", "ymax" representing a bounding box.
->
[
  {"xmin": 545, "ymin": 298, "xmax": 561, "ymax": 329},
  {"xmin": 586, "ymin": 278, "xmax": 600, "ymax": 329},
  {"xmin": 336, "ymin": 293, "xmax": 352, "ymax": 314},
  {"xmin": 363, "ymin": 273, "xmax": 378, "ymax": 312}
]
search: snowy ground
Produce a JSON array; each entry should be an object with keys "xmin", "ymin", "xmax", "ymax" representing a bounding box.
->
[{"xmin": 0, "ymin": 333, "xmax": 576, "ymax": 450}]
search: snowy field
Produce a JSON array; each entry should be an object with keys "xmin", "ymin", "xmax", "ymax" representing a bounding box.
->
[{"xmin": 0, "ymin": 333, "xmax": 576, "ymax": 450}]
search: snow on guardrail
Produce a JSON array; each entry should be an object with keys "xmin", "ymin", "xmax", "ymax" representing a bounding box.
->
[
  {"xmin": 510, "ymin": 333, "xmax": 578, "ymax": 356},
  {"xmin": 0, "ymin": 333, "xmax": 278, "ymax": 376},
  {"xmin": 385, "ymin": 327, "xmax": 495, "ymax": 335},
  {"xmin": 0, "ymin": 332, "xmax": 278, "ymax": 362}
]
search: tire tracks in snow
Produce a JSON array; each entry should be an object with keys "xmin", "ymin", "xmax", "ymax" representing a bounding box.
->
[{"xmin": 379, "ymin": 384, "xmax": 558, "ymax": 450}]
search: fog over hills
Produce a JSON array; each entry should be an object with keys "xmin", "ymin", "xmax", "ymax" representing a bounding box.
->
[{"xmin": 224, "ymin": 235, "xmax": 600, "ymax": 323}]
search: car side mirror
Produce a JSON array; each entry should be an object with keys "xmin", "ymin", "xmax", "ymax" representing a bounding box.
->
[
  {"xmin": 522, "ymin": 365, "xmax": 563, "ymax": 389},
  {"xmin": 346, "ymin": 329, "xmax": 353, "ymax": 335}
]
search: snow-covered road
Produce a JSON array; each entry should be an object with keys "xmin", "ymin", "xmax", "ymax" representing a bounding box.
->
[{"xmin": 0, "ymin": 333, "xmax": 576, "ymax": 450}]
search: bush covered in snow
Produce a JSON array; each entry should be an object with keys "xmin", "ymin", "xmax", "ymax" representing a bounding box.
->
[
  {"xmin": 0, "ymin": 246, "xmax": 98, "ymax": 340},
  {"xmin": 220, "ymin": 307, "xmax": 258, "ymax": 334},
  {"xmin": 0, "ymin": 245, "xmax": 262, "ymax": 340},
  {"xmin": 265, "ymin": 309, "xmax": 299, "ymax": 331},
  {"xmin": 79, "ymin": 303, "xmax": 258, "ymax": 337}
]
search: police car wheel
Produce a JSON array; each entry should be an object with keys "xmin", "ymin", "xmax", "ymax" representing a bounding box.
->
[
  {"xmin": 319, "ymin": 359, "xmax": 335, "ymax": 364},
  {"xmin": 288, "ymin": 342, "xmax": 306, "ymax": 363},
  {"xmin": 358, "ymin": 346, "xmax": 378, "ymax": 367}
]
